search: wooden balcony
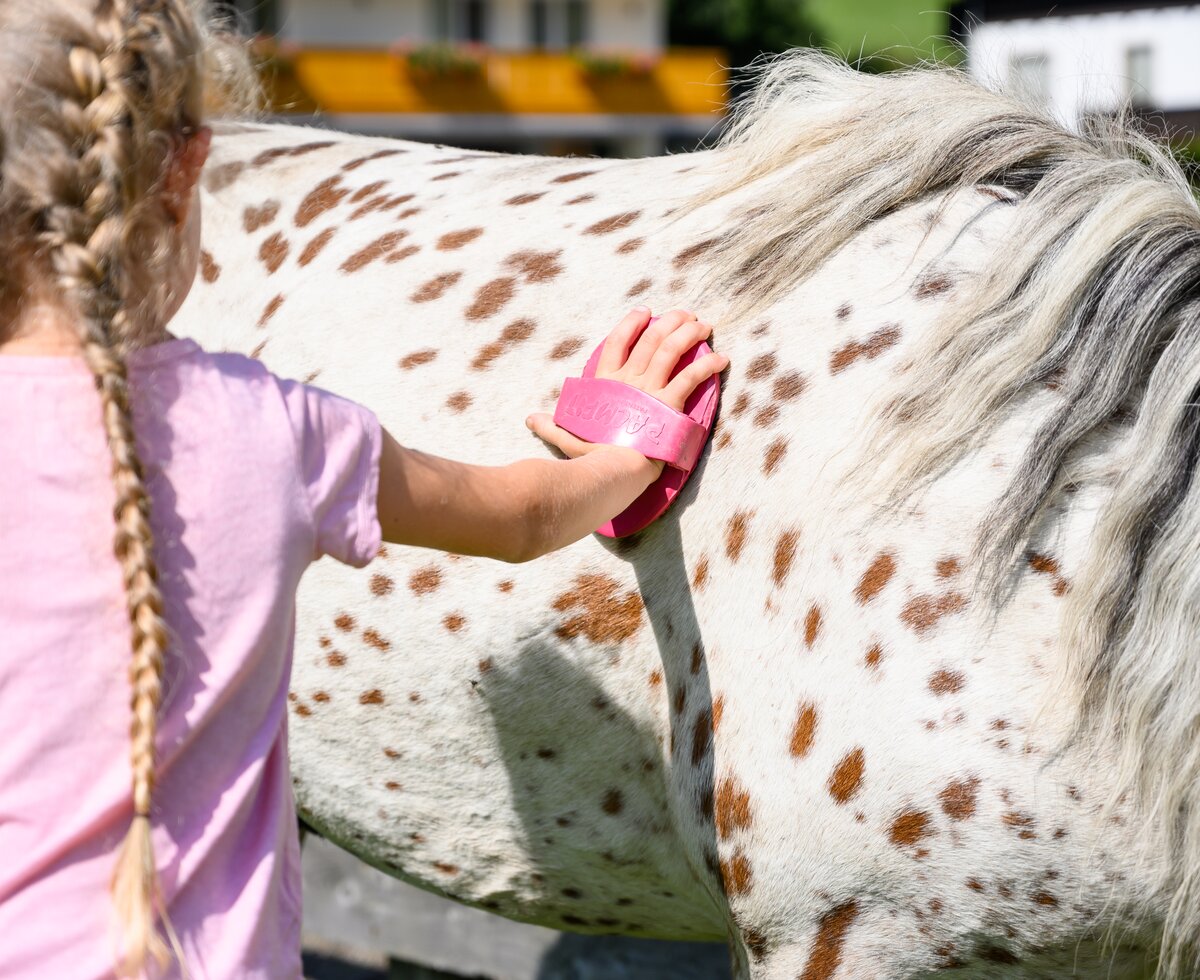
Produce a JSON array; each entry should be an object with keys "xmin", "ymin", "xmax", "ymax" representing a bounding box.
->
[{"xmin": 260, "ymin": 47, "xmax": 727, "ymax": 118}]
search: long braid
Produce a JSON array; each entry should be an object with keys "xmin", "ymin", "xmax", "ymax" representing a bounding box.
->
[{"xmin": 31, "ymin": 1, "xmax": 202, "ymax": 973}]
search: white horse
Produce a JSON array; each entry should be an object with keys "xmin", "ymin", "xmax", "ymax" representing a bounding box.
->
[{"xmin": 176, "ymin": 51, "xmax": 1200, "ymax": 979}]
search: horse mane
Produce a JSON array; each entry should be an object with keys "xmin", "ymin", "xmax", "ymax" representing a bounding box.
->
[{"xmin": 692, "ymin": 50, "xmax": 1200, "ymax": 974}]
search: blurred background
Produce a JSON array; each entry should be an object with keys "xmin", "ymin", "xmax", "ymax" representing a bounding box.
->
[
  {"xmin": 205, "ymin": 1, "xmax": 1199, "ymax": 977},
  {"xmin": 213, "ymin": 0, "xmax": 1200, "ymax": 160}
]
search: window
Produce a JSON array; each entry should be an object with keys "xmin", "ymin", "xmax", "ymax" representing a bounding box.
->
[
  {"xmin": 1009, "ymin": 53, "xmax": 1049, "ymax": 106},
  {"xmin": 531, "ymin": 0, "xmax": 548, "ymax": 47},
  {"xmin": 433, "ymin": 0, "xmax": 490, "ymax": 43},
  {"xmin": 565, "ymin": 0, "xmax": 588, "ymax": 47},
  {"xmin": 528, "ymin": 0, "xmax": 588, "ymax": 49},
  {"xmin": 1126, "ymin": 45, "xmax": 1153, "ymax": 108}
]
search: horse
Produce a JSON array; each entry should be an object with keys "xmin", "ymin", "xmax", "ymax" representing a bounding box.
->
[{"xmin": 175, "ymin": 50, "xmax": 1200, "ymax": 979}]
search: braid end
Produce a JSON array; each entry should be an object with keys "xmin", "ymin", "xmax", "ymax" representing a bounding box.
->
[{"xmin": 111, "ymin": 813, "xmax": 170, "ymax": 977}]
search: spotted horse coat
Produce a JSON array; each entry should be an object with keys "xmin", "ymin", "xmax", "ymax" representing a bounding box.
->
[{"xmin": 175, "ymin": 114, "xmax": 1164, "ymax": 979}]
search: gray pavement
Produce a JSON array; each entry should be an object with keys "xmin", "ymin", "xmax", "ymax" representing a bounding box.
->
[{"xmin": 301, "ymin": 835, "xmax": 731, "ymax": 980}]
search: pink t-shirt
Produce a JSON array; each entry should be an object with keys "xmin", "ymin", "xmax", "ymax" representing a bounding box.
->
[{"xmin": 0, "ymin": 338, "xmax": 382, "ymax": 979}]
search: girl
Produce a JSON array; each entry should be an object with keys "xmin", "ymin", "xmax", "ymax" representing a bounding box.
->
[{"xmin": 0, "ymin": 1, "xmax": 727, "ymax": 978}]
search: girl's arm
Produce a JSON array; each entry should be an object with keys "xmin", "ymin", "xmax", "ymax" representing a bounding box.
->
[{"xmin": 376, "ymin": 308, "xmax": 726, "ymax": 563}]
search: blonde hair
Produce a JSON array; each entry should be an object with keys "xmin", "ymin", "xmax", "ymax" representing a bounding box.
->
[{"xmin": 0, "ymin": 1, "xmax": 250, "ymax": 973}]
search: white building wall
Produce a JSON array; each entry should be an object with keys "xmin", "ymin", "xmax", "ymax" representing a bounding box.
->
[
  {"xmin": 278, "ymin": 0, "xmax": 428, "ymax": 46},
  {"xmin": 276, "ymin": 0, "xmax": 664, "ymax": 50},
  {"xmin": 590, "ymin": 0, "xmax": 664, "ymax": 48},
  {"xmin": 966, "ymin": 5, "xmax": 1200, "ymax": 126}
]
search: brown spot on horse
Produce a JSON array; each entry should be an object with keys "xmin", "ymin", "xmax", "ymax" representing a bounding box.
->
[
  {"xmin": 466, "ymin": 277, "xmax": 517, "ymax": 320},
  {"xmin": 799, "ymin": 900, "xmax": 860, "ymax": 980},
  {"xmin": 790, "ymin": 702, "xmax": 818, "ymax": 758},
  {"xmin": 295, "ymin": 175, "xmax": 349, "ymax": 228},
  {"xmin": 199, "ymin": 249, "xmax": 221, "ymax": 283},
  {"xmin": 585, "ymin": 211, "xmax": 641, "ymax": 235},
  {"xmin": 772, "ymin": 371, "xmax": 806, "ymax": 401},
  {"xmin": 472, "ymin": 319, "xmax": 537, "ymax": 371},
  {"xmin": 804, "ymin": 606, "xmax": 822, "ymax": 648},
  {"xmin": 673, "ymin": 238, "xmax": 720, "ymax": 268},
  {"xmin": 409, "ymin": 565, "xmax": 443, "ymax": 595},
  {"xmin": 552, "ymin": 574, "xmax": 644, "ymax": 643},
  {"xmin": 854, "ymin": 553, "xmax": 896, "ymax": 604},
  {"xmin": 746, "ymin": 353, "xmax": 777, "ymax": 380},
  {"xmin": 719, "ymin": 849, "xmax": 753, "ymax": 897},
  {"xmin": 828, "ymin": 748, "xmax": 865, "ymax": 804},
  {"xmin": 437, "ymin": 227, "xmax": 484, "ymax": 251},
  {"xmin": 243, "ymin": 201, "xmax": 280, "ymax": 233},
  {"xmin": 929, "ymin": 669, "xmax": 966, "ymax": 695},
  {"xmin": 626, "ymin": 278, "xmax": 652, "ymax": 299},
  {"xmin": 369, "ymin": 574, "xmax": 394, "ymax": 597},
  {"xmin": 342, "ymin": 230, "xmax": 409, "ymax": 273},
  {"xmin": 715, "ymin": 777, "xmax": 753, "ymax": 839},
  {"xmin": 257, "ymin": 294, "xmax": 284, "ymax": 329},
  {"xmin": 772, "ymin": 529, "xmax": 800, "ymax": 586},
  {"xmin": 914, "ymin": 271, "xmax": 954, "ymax": 298},
  {"xmin": 258, "ymin": 232, "xmax": 289, "ymax": 274},
  {"xmin": 936, "ymin": 556, "xmax": 961, "ymax": 578},
  {"xmin": 506, "ymin": 250, "xmax": 563, "ymax": 284},
  {"xmin": 939, "ymin": 777, "xmax": 980, "ymax": 820},
  {"xmin": 299, "ymin": 227, "xmax": 337, "ymax": 266},
  {"xmin": 830, "ymin": 324, "xmax": 901, "ymax": 374},
  {"xmin": 753, "ymin": 405, "xmax": 779, "ymax": 428},
  {"xmin": 601, "ymin": 788, "xmax": 624, "ymax": 814},
  {"xmin": 412, "ymin": 271, "xmax": 463, "ymax": 303},
  {"xmin": 725, "ymin": 511, "xmax": 752, "ymax": 562},
  {"xmin": 400, "ymin": 349, "xmax": 438, "ymax": 370},
  {"xmin": 763, "ymin": 437, "xmax": 789, "ymax": 476},
  {"xmin": 341, "ymin": 148, "xmax": 405, "ymax": 172},
  {"xmin": 549, "ymin": 337, "xmax": 585, "ymax": 360},
  {"xmin": 890, "ymin": 808, "xmax": 933, "ymax": 848},
  {"xmin": 552, "ymin": 170, "xmax": 597, "ymax": 183},
  {"xmin": 350, "ymin": 180, "xmax": 387, "ymax": 204},
  {"xmin": 901, "ymin": 592, "xmax": 967, "ymax": 636}
]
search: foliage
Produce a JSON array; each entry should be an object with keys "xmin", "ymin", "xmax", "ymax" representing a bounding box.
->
[
  {"xmin": 668, "ymin": 0, "xmax": 822, "ymax": 70},
  {"xmin": 573, "ymin": 49, "xmax": 658, "ymax": 79},
  {"xmin": 805, "ymin": 0, "xmax": 959, "ymax": 69},
  {"xmin": 395, "ymin": 42, "xmax": 486, "ymax": 79}
]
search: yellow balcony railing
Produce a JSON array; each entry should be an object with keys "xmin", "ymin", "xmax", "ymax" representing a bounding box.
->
[{"xmin": 260, "ymin": 48, "xmax": 728, "ymax": 117}]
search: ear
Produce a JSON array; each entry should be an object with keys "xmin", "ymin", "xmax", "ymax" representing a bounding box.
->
[{"xmin": 162, "ymin": 125, "xmax": 213, "ymax": 225}]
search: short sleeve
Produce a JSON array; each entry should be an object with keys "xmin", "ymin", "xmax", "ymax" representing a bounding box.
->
[{"xmin": 277, "ymin": 377, "xmax": 382, "ymax": 568}]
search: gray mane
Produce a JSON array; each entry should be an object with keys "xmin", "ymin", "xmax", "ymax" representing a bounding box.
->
[{"xmin": 689, "ymin": 50, "xmax": 1200, "ymax": 974}]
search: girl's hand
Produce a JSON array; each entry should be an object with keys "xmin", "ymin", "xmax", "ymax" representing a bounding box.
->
[{"xmin": 526, "ymin": 307, "xmax": 728, "ymax": 461}]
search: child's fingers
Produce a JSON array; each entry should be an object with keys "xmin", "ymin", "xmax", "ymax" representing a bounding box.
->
[
  {"xmin": 526, "ymin": 412, "xmax": 596, "ymax": 459},
  {"xmin": 644, "ymin": 319, "xmax": 713, "ymax": 390},
  {"xmin": 661, "ymin": 352, "xmax": 729, "ymax": 409},
  {"xmin": 624, "ymin": 308, "xmax": 695, "ymax": 377},
  {"xmin": 597, "ymin": 307, "xmax": 652, "ymax": 376}
]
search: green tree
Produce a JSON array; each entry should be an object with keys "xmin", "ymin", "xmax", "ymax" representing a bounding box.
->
[{"xmin": 668, "ymin": 0, "xmax": 823, "ymax": 73}]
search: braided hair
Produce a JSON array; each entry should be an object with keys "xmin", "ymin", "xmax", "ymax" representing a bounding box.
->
[{"xmin": 0, "ymin": 1, "xmax": 218, "ymax": 973}]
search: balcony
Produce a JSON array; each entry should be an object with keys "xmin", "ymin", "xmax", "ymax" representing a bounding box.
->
[{"xmin": 259, "ymin": 46, "xmax": 728, "ymax": 118}]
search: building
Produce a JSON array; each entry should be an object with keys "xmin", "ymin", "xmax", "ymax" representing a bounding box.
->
[
  {"xmin": 952, "ymin": 1, "xmax": 1200, "ymax": 145},
  {"xmin": 217, "ymin": 0, "xmax": 727, "ymax": 156}
]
